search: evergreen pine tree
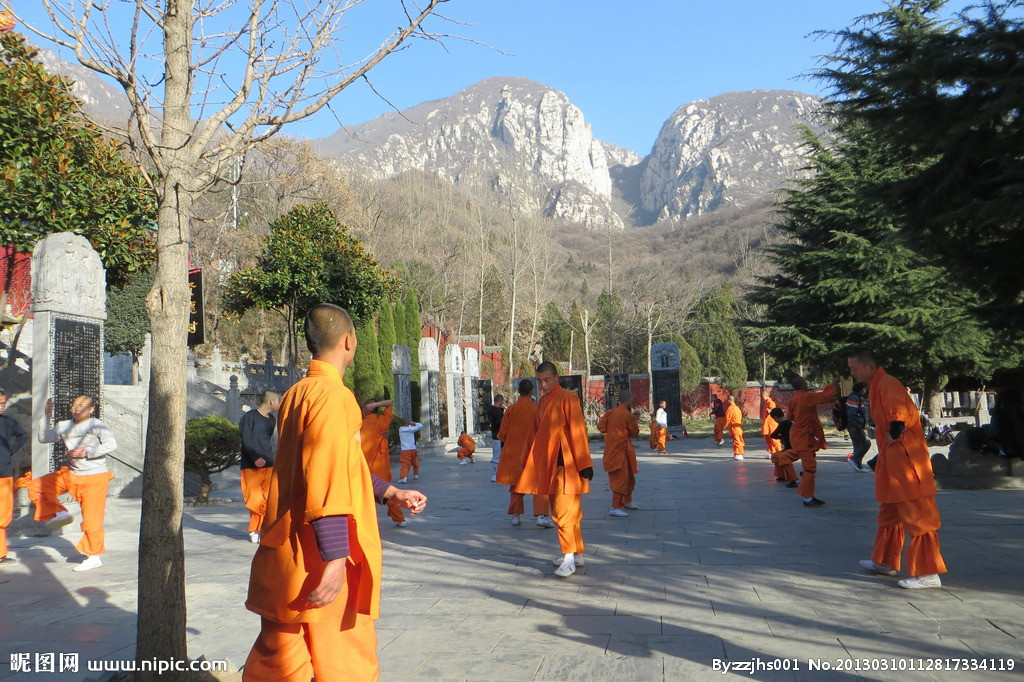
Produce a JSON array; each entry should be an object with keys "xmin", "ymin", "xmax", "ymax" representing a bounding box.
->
[
  {"xmin": 687, "ymin": 284, "xmax": 747, "ymax": 389},
  {"xmin": 376, "ymin": 305, "xmax": 398, "ymax": 400},
  {"xmin": 350, "ymin": 318, "xmax": 384, "ymax": 403},
  {"xmin": 404, "ymin": 290, "xmax": 423, "ymax": 421}
]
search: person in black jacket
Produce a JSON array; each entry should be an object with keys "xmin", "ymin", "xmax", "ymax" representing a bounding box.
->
[
  {"xmin": 486, "ymin": 395, "xmax": 505, "ymax": 482},
  {"xmin": 0, "ymin": 389, "xmax": 30, "ymax": 564},
  {"xmin": 239, "ymin": 391, "xmax": 280, "ymax": 543}
]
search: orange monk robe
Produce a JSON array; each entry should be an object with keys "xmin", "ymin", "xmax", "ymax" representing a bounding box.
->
[
  {"xmin": 724, "ymin": 403, "xmax": 745, "ymax": 456},
  {"xmin": 598, "ymin": 405, "xmax": 640, "ymax": 509},
  {"xmin": 761, "ymin": 398, "xmax": 782, "ymax": 454},
  {"xmin": 245, "ymin": 360, "xmax": 382, "ymax": 682},
  {"xmin": 779, "ymin": 385, "xmax": 836, "ymax": 499},
  {"xmin": 868, "ymin": 368, "xmax": 946, "ymax": 576},
  {"xmin": 496, "ymin": 397, "xmax": 546, "ymax": 516},
  {"xmin": 515, "ymin": 384, "xmax": 593, "ymax": 554},
  {"xmin": 360, "ymin": 408, "xmax": 403, "ymax": 525},
  {"xmin": 457, "ymin": 433, "xmax": 476, "ymax": 460}
]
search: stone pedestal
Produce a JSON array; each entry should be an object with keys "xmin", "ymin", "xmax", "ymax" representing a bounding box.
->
[
  {"xmin": 30, "ymin": 233, "xmax": 107, "ymax": 478},
  {"xmin": 651, "ymin": 342, "xmax": 682, "ymax": 427},
  {"xmin": 392, "ymin": 345, "xmax": 412, "ymax": 420}
]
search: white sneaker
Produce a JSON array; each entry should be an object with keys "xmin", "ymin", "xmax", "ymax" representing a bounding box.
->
[
  {"xmin": 396, "ymin": 477, "xmax": 408, "ymax": 484},
  {"xmin": 248, "ymin": 531, "xmax": 261, "ymax": 544},
  {"xmin": 733, "ymin": 455, "xmax": 744, "ymax": 460},
  {"xmin": 898, "ymin": 574, "xmax": 942, "ymax": 589},
  {"xmin": 859, "ymin": 559, "xmax": 898, "ymax": 576},
  {"xmin": 73, "ymin": 555, "xmax": 102, "ymax": 572},
  {"xmin": 608, "ymin": 507, "xmax": 630, "ymax": 517},
  {"xmin": 46, "ymin": 511, "xmax": 74, "ymax": 531},
  {"xmin": 458, "ymin": 460, "xmax": 468, "ymax": 466},
  {"xmin": 491, "ymin": 476, "xmax": 497, "ymax": 482},
  {"xmin": 413, "ymin": 475, "xmax": 419, "ymax": 480},
  {"xmin": 552, "ymin": 553, "xmax": 584, "ymax": 567},
  {"xmin": 624, "ymin": 502, "xmax": 639, "ymax": 510},
  {"xmin": 396, "ymin": 521, "xmax": 407, "ymax": 528},
  {"xmin": 511, "ymin": 515, "xmax": 521, "ymax": 526},
  {"xmin": 716, "ymin": 440, "xmax": 725, "ymax": 447},
  {"xmin": 536, "ymin": 515, "xmax": 555, "ymax": 528},
  {"xmin": 848, "ymin": 458, "xmax": 862, "ymax": 472},
  {"xmin": 554, "ymin": 555, "xmax": 576, "ymax": 578}
]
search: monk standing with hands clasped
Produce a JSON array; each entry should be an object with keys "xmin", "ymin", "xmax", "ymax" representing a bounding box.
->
[
  {"xmin": 495, "ymin": 380, "xmax": 547, "ymax": 527},
  {"xmin": 515, "ymin": 362, "xmax": 594, "ymax": 578},
  {"xmin": 244, "ymin": 304, "xmax": 427, "ymax": 682},
  {"xmin": 598, "ymin": 390, "xmax": 640, "ymax": 517}
]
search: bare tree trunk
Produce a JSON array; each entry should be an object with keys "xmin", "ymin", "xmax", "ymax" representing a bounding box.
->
[
  {"xmin": 138, "ymin": 173, "xmax": 192, "ymax": 681},
  {"xmin": 507, "ymin": 216, "xmax": 519, "ymax": 381},
  {"xmin": 477, "ymin": 205, "xmax": 486, "ymax": 339},
  {"xmin": 568, "ymin": 328, "xmax": 574, "ymax": 375},
  {"xmin": 646, "ymin": 310, "xmax": 654, "ymax": 410}
]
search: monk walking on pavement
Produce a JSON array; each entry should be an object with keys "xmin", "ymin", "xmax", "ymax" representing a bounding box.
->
[
  {"xmin": 849, "ymin": 349, "xmax": 948, "ymax": 589},
  {"xmin": 598, "ymin": 390, "xmax": 640, "ymax": 517}
]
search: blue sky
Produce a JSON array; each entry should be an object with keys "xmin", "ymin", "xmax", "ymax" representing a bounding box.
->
[{"xmin": 14, "ymin": 0, "xmax": 977, "ymax": 154}]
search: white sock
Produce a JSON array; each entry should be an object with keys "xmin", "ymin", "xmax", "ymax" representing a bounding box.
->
[
  {"xmin": 803, "ymin": 497, "xmax": 814, "ymax": 502},
  {"xmin": 564, "ymin": 553, "xmax": 574, "ymax": 562}
]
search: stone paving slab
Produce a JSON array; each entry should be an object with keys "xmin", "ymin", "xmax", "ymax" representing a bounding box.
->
[{"xmin": 1, "ymin": 438, "xmax": 1023, "ymax": 681}]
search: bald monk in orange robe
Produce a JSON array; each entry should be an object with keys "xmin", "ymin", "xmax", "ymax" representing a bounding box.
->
[
  {"xmin": 456, "ymin": 432, "xmax": 476, "ymax": 463},
  {"xmin": 648, "ymin": 400, "xmax": 668, "ymax": 453},
  {"xmin": 515, "ymin": 361, "xmax": 594, "ymax": 578},
  {"xmin": 850, "ymin": 349, "xmax": 947, "ymax": 589},
  {"xmin": 496, "ymin": 379, "xmax": 548, "ymax": 526},
  {"xmin": 244, "ymin": 304, "xmax": 427, "ymax": 682},
  {"xmin": 598, "ymin": 390, "xmax": 640, "ymax": 516},
  {"xmin": 777, "ymin": 376, "xmax": 836, "ymax": 506},
  {"xmin": 360, "ymin": 399, "xmax": 406, "ymax": 527},
  {"xmin": 761, "ymin": 390, "xmax": 782, "ymax": 459},
  {"xmin": 724, "ymin": 395, "xmax": 745, "ymax": 460}
]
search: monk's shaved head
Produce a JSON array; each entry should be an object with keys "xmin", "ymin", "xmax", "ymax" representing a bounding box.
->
[
  {"xmin": 517, "ymin": 380, "xmax": 534, "ymax": 397},
  {"xmin": 619, "ymin": 390, "xmax": 633, "ymax": 406},
  {"xmin": 848, "ymin": 348, "xmax": 878, "ymax": 366},
  {"xmin": 790, "ymin": 375, "xmax": 808, "ymax": 391},
  {"xmin": 848, "ymin": 348, "xmax": 880, "ymax": 383},
  {"xmin": 535, "ymin": 361, "xmax": 559, "ymax": 376},
  {"xmin": 304, "ymin": 304, "xmax": 354, "ymax": 356}
]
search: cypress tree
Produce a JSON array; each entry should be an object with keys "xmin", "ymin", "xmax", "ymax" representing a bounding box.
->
[
  {"xmin": 377, "ymin": 305, "xmax": 398, "ymax": 400},
  {"xmin": 350, "ymin": 318, "xmax": 384, "ymax": 403},
  {"xmin": 404, "ymin": 290, "xmax": 422, "ymax": 421},
  {"xmin": 687, "ymin": 284, "xmax": 747, "ymax": 390}
]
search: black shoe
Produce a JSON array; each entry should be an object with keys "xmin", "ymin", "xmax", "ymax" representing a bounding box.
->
[
  {"xmin": 785, "ymin": 480, "xmax": 799, "ymax": 488},
  {"xmin": 775, "ymin": 477, "xmax": 786, "ymax": 482},
  {"xmin": 803, "ymin": 498, "xmax": 826, "ymax": 507},
  {"xmin": 867, "ymin": 457, "xmax": 877, "ymax": 471}
]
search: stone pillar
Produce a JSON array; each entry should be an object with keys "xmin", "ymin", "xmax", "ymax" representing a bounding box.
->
[
  {"xmin": 651, "ymin": 342, "xmax": 682, "ymax": 427},
  {"xmin": 463, "ymin": 347, "xmax": 479, "ymax": 436},
  {"xmin": 976, "ymin": 391, "xmax": 990, "ymax": 427},
  {"xmin": 227, "ymin": 375, "xmax": 242, "ymax": 424},
  {"xmin": 419, "ymin": 337, "xmax": 441, "ymax": 442},
  {"xmin": 445, "ymin": 344, "xmax": 464, "ymax": 439},
  {"xmin": 392, "ymin": 345, "xmax": 412, "ymax": 420},
  {"xmin": 31, "ymin": 233, "xmax": 106, "ymax": 478},
  {"xmin": 210, "ymin": 344, "xmax": 224, "ymax": 386}
]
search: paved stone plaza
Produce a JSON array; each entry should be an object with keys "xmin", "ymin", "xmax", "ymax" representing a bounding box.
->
[{"xmin": 2, "ymin": 437, "xmax": 1023, "ymax": 681}]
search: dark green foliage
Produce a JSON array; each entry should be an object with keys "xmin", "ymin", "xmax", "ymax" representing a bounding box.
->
[
  {"xmin": 746, "ymin": 123, "xmax": 1009, "ymax": 403},
  {"xmin": 674, "ymin": 336, "xmax": 703, "ymax": 394},
  {"xmin": 592, "ymin": 290, "xmax": 624, "ymax": 374},
  {"xmin": 814, "ymin": 0, "xmax": 1024, "ymax": 328},
  {"xmin": 403, "ymin": 290, "xmax": 422, "ymax": 421},
  {"xmin": 350, "ymin": 317, "xmax": 384, "ymax": 404},
  {"xmin": 184, "ymin": 416, "xmax": 240, "ymax": 503},
  {"xmin": 537, "ymin": 302, "xmax": 571, "ymax": 362},
  {"xmin": 223, "ymin": 203, "xmax": 399, "ymax": 366},
  {"xmin": 0, "ymin": 32, "xmax": 155, "ymax": 284},
  {"xmin": 377, "ymin": 305, "xmax": 397, "ymax": 400},
  {"xmin": 105, "ymin": 267, "xmax": 154, "ymax": 357},
  {"xmin": 687, "ymin": 284, "xmax": 747, "ymax": 389}
]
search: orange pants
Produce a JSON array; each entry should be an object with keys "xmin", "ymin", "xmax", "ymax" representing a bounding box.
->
[
  {"xmin": 241, "ymin": 467, "xmax": 274, "ymax": 533},
  {"xmin": 608, "ymin": 467, "xmax": 636, "ymax": 509},
  {"xmin": 777, "ymin": 449, "xmax": 817, "ymax": 496},
  {"xmin": 548, "ymin": 467, "xmax": 584, "ymax": 555},
  {"xmin": 764, "ymin": 435, "xmax": 782, "ymax": 454},
  {"xmin": 873, "ymin": 496, "xmax": 947, "ymax": 577},
  {"xmin": 29, "ymin": 467, "xmax": 113, "ymax": 556},
  {"xmin": 772, "ymin": 449, "xmax": 798, "ymax": 481},
  {"xmin": 457, "ymin": 447, "xmax": 474, "ymax": 461},
  {"xmin": 713, "ymin": 418, "xmax": 725, "ymax": 442},
  {"xmin": 243, "ymin": 612, "xmax": 379, "ymax": 682},
  {"xmin": 649, "ymin": 424, "xmax": 667, "ymax": 452},
  {"xmin": 0, "ymin": 476, "xmax": 11, "ymax": 557},
  {"xmin": 399, "ymin": 450, "xmax": 419, "ymax": 479},
  {"xmin": 385, "ymin": 496, "xmax": 405, "ymax": 524},
  {"xmin": 508, "ymin": 488, "xmax": 549, "ymax": 516},
  {"xmin": 729, "ymin": 426, "xmax": 745, "ymax": 455}
]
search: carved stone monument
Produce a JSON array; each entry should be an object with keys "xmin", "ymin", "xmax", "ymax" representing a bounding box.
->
[
  {"xmin": 604, "ymin": 373, "xmax": 631, "ymax": 411},
  {"xmin": 558, "ymin": 375, "xmax": 585, "ymax": 410},
  {"xmin": 651, "ymin": 342, "xmax": 682, "ymax": 427},
  {"xmin": 392, "ymin": 344, "xmax": 412, "ymax": 420},
  {"xmin": 463, "ymin": 348, "xmax": 479, "ymax": 435},
  {"xmin": 419, "ymin": 337, "xmax": 441, "ymax": 442},
  {"xmin": 445, "ymin": 344, "xmax": 464, "ymax": 438},
  {"xmin": 31, "ymin": 233, "xmax": 106, "ymax": 479}
]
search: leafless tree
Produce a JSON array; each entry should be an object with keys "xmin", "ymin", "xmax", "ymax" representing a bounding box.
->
[{"xmin": 18, "ymin": 1, "xmax": 457, "ymax": 677}]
